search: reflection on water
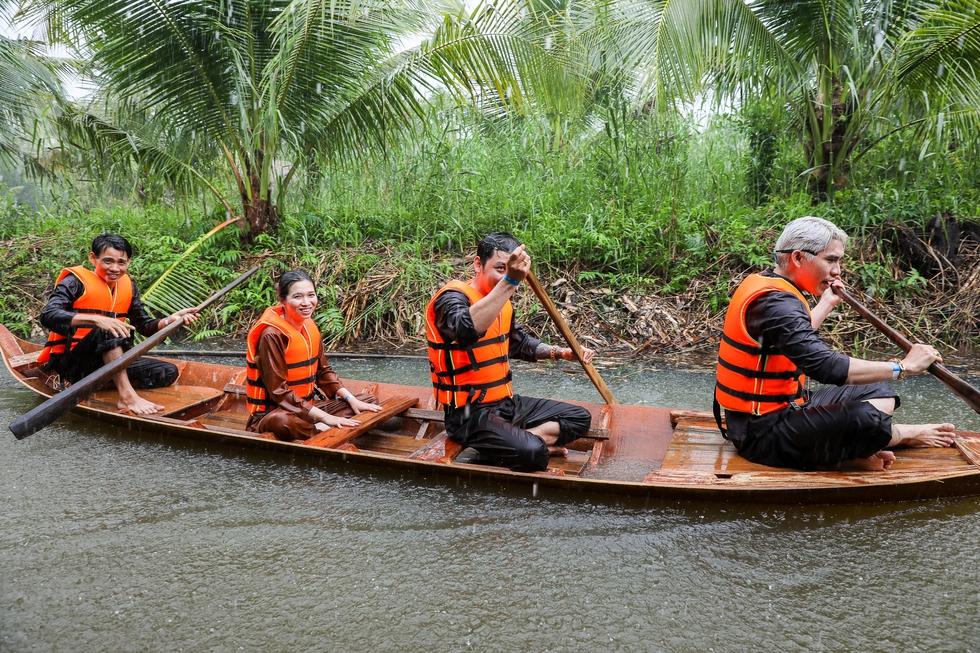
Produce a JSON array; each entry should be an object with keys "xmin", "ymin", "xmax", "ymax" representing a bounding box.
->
[{"xmin": 3, "ymin": 357, "xmax": 980, "ymax": 651}]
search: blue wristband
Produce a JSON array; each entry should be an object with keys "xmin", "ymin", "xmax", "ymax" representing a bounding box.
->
[{"xmin": 502, "ymin": 274, "xmax": 520, "ymax": 287}]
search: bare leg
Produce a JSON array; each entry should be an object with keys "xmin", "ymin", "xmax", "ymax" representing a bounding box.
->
[
  {"xmin": 867, "ymin": 397, "xmax": 896, "ymax": 414},
  {"xmin": 104, "ymin": 346, "xmax": 165, "ymax": 414},
  {"xmin": 527, "ymin": 421, "xmax": 567, "ymax": 458},
  {"xmin": 889, "ymin": 423, "xmax": 956, "ymax": 448}
]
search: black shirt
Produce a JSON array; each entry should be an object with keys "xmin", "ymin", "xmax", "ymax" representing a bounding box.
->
[
  {"xmin": 431, "ymin": 289, "xmax": 541, "ymax": 363},
  {"xmin": 723, "ymin": 270, "xmax": 850, "ymax": 440},
  {"xmin": 39, "ymin": 274, "xmax": 162, "ymax": 338}
]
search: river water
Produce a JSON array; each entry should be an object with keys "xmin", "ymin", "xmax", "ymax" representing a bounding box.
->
[{"xmin": 3, "ymin": 356, "xmax": 980, "ymax": 652}]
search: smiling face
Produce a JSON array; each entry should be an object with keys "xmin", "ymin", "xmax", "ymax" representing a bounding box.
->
[
  {"xmin": 88, "ymin": 247, "xmax": 130, "ymax": 286},
  {"xmin": 473, "ymin": 250, "xmax": 510, "ymax": 295},
  {"xmin": 787, "ymin": 240, "xmax": 844, "ymax": 295},
  {"xmin": 279, "ymin": 280, "xmax": 317, "ymax": 327}
]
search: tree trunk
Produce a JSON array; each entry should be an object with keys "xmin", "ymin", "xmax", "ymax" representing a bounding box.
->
[
  {"xmin": 806, "ymin": 84, "xmax": 860, "ymax": 203},
  {"xmin": 243, "ymin": 172, "xmax": 279, "ymax": 242}
]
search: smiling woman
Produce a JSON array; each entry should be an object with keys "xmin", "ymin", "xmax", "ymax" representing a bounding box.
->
[{"xmin": 243, "ymin": 269, "xmax": 381, "ymax": 441}]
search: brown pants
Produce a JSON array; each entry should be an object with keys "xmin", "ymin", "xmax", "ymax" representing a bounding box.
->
[{"xmin": 247, "ymin": 393, "xmax": 378, "ymax": 441}]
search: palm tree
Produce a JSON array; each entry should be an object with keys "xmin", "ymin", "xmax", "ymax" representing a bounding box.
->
[
  {"xmin": 14, "ymin": 0, "xmax": 570, "ymax": 238},
  {"xmin": 687, "ymin": 0, "xmax": 980, "ymax": 201},
  {"xmin": 0, "ymin": 32, "xmax": 66, "ymax": 171}
]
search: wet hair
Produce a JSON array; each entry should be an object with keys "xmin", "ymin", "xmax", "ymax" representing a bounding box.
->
[
  {"xmin": 476, "ymin": 232, "xmax": 521, "ymax": 266},
  {"xmin": 773, "ymin": 216, "xmax": 848, "ymax": 266},
  {"xmin": 91, "ymin": 234, "xmax": 133, "ymax": 258},
  {"xmin": 277, "ymin": 270, "xmax": 315, "ymax": 300}
]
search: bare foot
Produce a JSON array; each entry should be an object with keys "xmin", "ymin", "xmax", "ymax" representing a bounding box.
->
[
  {"xmin": 823, "ymin": 450, "xmax": 897, "ymax": 472},
  {"xmin": 118, "ymin": 393, "xmax": 165, "ymax": 415},
  {"xmin": 548, "ymin": 446, "xmax": 568, "ymax": 458},
  {"xmin": 890, "ymin": 423, "xmax": 956, "ymax": 448}
]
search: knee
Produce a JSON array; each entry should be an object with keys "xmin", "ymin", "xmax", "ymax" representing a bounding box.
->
[
  {"xmin": 256, "ymin": 411, "xmax": 295, "ymax": 440},
  {"xmin": 867, "ymin": 397, "xmax": 896, "ymax": 415},
  {"xmin": 135, "ymin": 361, "xmax": 179, "ymax": 389},
  {"xmin": 159, "ymin": 362, "xmax": 179, "ymax": 387},
  {"xmin": 510, "ymin": 436, "xmax": 550, "ymax": 473},
  {"xmin": 557, "ymin": 405, "xmax": 593, "ymax": 442}
]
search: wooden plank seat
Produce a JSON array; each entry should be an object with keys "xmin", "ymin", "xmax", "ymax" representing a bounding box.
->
[
  {"xmin": 645, "ymin": 411, "xmax": 979, "ymax": 485},
  {"xmin": 82, "ymin": 385, "xmax": 224, "ymax": 416},
  {"xmin": 302, "ymin": 395, "xmax": 417, "ymax": 449},
  {"xmin": 8, "ymin": 351, "xmax": 41, "ymax": 373}
]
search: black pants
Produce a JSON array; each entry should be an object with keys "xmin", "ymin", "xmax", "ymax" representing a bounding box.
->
[
  {"xmin": 445, "ymin": 395, "xmax": 593, "ymax": 473},
  {"xmin": 730, "ymin": 383, "xmax": 898, "ymax": 470},
  {"xmin": 45, "ymin": 328, "xmax": 178, "ymax": 389}
]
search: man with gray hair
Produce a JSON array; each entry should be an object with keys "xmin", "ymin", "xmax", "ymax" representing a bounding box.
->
[{"xmin": 714, "ymin": 216, "xmax": 955, "ymax": 471}]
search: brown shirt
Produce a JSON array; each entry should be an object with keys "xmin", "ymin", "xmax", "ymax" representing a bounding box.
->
[{"xmin": 245, "ymin": 327, "xmax": 341, "ymax": 430}]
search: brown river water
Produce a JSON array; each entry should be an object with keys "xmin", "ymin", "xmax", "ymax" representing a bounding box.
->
[{"xmin": 3, "ymin": 355, "xmax": 980, "ymax": 652}]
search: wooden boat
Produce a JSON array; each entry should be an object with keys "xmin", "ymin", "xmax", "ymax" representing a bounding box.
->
[{"xmin": 5, "ymin": 322, "xmax": 980, "ymax": 504}]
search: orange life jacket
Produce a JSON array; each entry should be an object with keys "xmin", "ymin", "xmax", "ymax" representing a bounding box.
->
[
  {"xmin": 245, "ymin": 306, "xmax": 321, "ymax": 416},
  {"xmin": 424, "ymin": 280, "xmax": 514, "ymax": 408},
  {"xmin": 37, "ymin": 266, "xmax": 134, "ymax": 364},
  {"xmin": 715, "ymin": 273, "xmax": 810, "ymax": 416}
]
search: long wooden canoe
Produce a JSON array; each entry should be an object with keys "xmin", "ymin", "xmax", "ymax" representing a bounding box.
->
[{"xmin": 5, "ymin": 323, "xmax": 980, "ymax": 504}]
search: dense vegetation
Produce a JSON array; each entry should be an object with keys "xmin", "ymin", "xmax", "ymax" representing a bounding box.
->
[
  {"xmin": 4, "ymin": 0, "xmax": 980, "ymax": 365},
  {"xmin": 4, "ymin": 101, "xmax": 980, "ymax": 365}
]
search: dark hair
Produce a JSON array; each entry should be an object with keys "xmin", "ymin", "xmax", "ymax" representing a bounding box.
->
[
  {"xmin": 476, "ymin": 232, "xmax": 521, "ymax": 266},
  {"xmin": 277, "ymin": 270, "xmax": 315, "ymax": 300},
  {"xmin": 91, "ymin": 234, "xmax": 133, "ymax": 258}
]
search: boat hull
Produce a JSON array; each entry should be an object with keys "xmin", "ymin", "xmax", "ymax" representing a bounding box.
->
[{"xmin": 4, "ymin": 323, "xmax": 980, "ymax": 504}]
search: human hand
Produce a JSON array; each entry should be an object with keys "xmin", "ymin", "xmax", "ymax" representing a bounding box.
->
[
  {"xmin": 319, "ymin": 413, "xmax": 360, "ymax": 429},
  {"xmin": 91, "ymin": 315, "xmax": 135, "ymax": 339},
  {"xmin": 820, "ymin": 279, "xmax": 845, "ymax": 309},
  {"xmin": 902, "ymin": 343, "xmax": 942, "ymax": 375},
  {"xmin": 505, "ymin": 245, "xmax": 531, "ymax": 284},
  {"xmin": 348, "ymin": 397, "xmax": 382, "ymax": 415},
  {"xmin": 560, "ymin": 347, "xmax": 595, "ymax": 364},
  {"xmin": 172, "ymin": 307, "xmax": 200, "ymax": 326}
]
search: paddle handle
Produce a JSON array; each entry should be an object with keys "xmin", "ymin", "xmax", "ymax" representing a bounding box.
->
[
  {"xmin": 525, "ymin": 271, "xmax": 618, "ymax": 405},
  {"xmin": 834, "ymin": 286, "xmax": 980, "ymax": 415},
  {"xmin": 9, "ymin": 266, "xmax": 260, "ymax": 439}
]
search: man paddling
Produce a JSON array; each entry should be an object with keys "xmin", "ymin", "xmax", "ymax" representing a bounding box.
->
[
  {"xmin": 424, "ymin": 232, "xmax": 595, "ymax": 472},
  {"xmin": 714, "ymin": 216, "xmax": 955, "ymax": 471},
  {"xmin": 37, "ymin": 234, "xmax": 199, "ymax": 414}
]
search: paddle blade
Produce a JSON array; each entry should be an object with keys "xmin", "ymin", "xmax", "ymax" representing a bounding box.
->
[{"xmin": 9, "ymin": 385, "xmax": 91, "ymax": 439}]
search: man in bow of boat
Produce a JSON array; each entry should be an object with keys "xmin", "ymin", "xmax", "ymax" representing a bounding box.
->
[
  {"xmin": 245, "ymin": 269, "xmax": 381, "ymax": 441},
  {"xmin": 714, "ymin": 215, "xmax": 956, "ymax": 472},
  {"xmin": 37, "ymin": 234, "xmax": 200, "ymax": 415},
  {"xmin": 424, "ymin": 232, "xmax": 595, "ymax": 472}
]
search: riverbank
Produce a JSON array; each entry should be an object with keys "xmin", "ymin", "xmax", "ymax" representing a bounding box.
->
[{"xmin": 4, "ymin": 220, "xmax": 980, "ymax": 370}]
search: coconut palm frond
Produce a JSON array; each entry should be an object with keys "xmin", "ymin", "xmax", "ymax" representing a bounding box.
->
[{"xmin": 141, "ymin": 216, "xmax": 243, "ymax": 316}]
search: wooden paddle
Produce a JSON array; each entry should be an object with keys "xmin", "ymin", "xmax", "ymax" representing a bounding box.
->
[
  {"xmin": 525, "ymin": 271, "xmax": 618, "ymax": 405},
  {"xmin": 9, "ymin": 266, "xmax": 260, "ymax": 439},
  {"xmin": 834, "ymin": 286, "xmax": 980, "ymax": 415}
]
